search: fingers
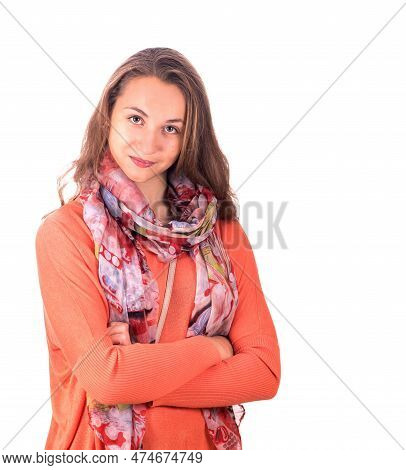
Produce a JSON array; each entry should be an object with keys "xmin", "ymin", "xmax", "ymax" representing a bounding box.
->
[
  {"xmin": 108, "ymin": 322, "xmax": 129, "ymax": 334},
  {"xmin": 110, "ymin": 333, "xmax": 131, "ymax": 346},
  {"xmin": 217, "ymin": 335, "xmax": 234, "ymax": 359},
  {"xmin": 107, "ymin": 322, "xmax": 131, "ymax": 346}
]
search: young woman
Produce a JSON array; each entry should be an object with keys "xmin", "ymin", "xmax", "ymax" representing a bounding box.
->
[{"xmin": 35, "ymin": 47, "xmax": 281, "ymax": 450}]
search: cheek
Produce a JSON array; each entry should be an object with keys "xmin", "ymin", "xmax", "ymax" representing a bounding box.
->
[
  {"xmin": 109, "ymin": 121, "xmax": 130, "ymax": 147},
  {"xmin": 165, "ymin": 137, "xmax": 182, "ymax": 155},
  {"xmin": 108, "ymin": 128, "xmax": 120, "ymax": 149}
]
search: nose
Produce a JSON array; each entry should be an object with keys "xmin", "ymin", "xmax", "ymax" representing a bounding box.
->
[{"xmin": 134, "ymin": 127, "xmax": 160, "ymax": 157}]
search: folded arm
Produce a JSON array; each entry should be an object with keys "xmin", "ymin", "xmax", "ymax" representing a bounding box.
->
[
  {"xmin": 35, "ymin": 217, "xmax": 222, "ymax": 406},
  {"xmin": 151, "ymin": 220, "xmax": 281, "ymax": 408}
]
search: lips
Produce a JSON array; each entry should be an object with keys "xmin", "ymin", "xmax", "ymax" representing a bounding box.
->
[{"xmin": 129, "ymin": 156, "xmax": 156, "ymax": 168}]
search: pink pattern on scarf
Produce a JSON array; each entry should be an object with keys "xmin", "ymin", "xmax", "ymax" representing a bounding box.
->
[{"xmin": 79, "ymin": 149, "xmax": 245, "ymax": 449}]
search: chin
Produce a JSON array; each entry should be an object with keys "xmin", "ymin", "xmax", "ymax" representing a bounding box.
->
[
  {"xmin": 125, "ymin": 168, "xmax": 161, "ymax": 184},
  {"xmin": 126, "ymin": 172, "xmax": 152, "ymax": 183}
]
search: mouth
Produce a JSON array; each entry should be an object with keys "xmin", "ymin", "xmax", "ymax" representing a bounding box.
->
[{"xmin": 129, "ymin": 155, "xmax": 156, "ymax": 168}]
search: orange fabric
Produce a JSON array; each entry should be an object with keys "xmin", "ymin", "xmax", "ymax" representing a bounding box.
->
[{"xmin": 35, "ymin": 199, "xmax": 281, "ymax": 450}]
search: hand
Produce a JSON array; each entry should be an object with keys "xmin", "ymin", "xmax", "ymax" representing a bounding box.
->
[
  {"xmin": 208, "ymin": 335, "xmax": 234, "ymax": 361},
  {"xmin": 107, "ymin": 321, "xmax": 131, "ymax": 346}
]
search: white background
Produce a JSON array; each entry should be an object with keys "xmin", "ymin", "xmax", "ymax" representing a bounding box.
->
[{"xmin": 0, "ymin": 0, "xmax": 405, "ymax": 467}]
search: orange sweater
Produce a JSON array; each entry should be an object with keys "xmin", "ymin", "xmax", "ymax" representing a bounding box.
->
[{"xmin": 35, "ymin": 198, "xmax": 281, "ymax": 450}]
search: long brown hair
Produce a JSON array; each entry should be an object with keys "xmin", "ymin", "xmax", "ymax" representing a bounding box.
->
[{"xmin": 42, "ymin": 47, "xmax": 239, "ymax": 221}]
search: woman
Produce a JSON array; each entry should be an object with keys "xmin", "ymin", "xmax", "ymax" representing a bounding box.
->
[{"xmin": 35, "ymin": 47, "xmax": 281, "ymax": 450}]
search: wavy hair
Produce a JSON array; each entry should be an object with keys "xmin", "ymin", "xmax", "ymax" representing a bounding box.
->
[{"xmin": 42, "ymin": 47, "xmax": 239, "ymax": 221}]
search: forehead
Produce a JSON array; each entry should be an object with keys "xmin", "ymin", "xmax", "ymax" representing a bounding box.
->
[{"xmin": 117, "ymin": 76, "xmax": 186, "ymax": 117}]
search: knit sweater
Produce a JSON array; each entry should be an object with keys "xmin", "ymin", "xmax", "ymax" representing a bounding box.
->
[{"xmin": 35, "ymin": 198, "xmax": 281, "ymax": 450}]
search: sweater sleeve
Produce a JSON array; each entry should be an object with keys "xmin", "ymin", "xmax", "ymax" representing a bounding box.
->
[
  {"xmin": 151, "ymin": 219, "xmax": 281, "ymax": 408},
  {"xmin": 35, "ymin": 217, "xmax": 222, "ymax": 406}
]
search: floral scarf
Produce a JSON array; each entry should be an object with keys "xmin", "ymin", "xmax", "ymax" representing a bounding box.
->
[{"xmin": 77, "ymin": 148, "xmax": 245, "ymax": 450}]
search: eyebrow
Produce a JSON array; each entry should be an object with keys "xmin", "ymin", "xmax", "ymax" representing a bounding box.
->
[{"xmin": 123, "ymin": 106, "xmax": 184, "ymax": 124}]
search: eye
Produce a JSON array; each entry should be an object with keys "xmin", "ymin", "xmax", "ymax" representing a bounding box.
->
[
  {"xmin": 165, "ymin": 125, "xmax": 180, "ymax": 134},
  {"xmin": 128, "ymin": 115, "xmax": 181, "ymax": 135},
  {"xmin": 129, "ymin": 115, "xmax": 143, "ymax": 125}
]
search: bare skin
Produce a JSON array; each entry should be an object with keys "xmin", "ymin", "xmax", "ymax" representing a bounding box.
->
[
  {"xmin": 107, "ymin": 322, "xmax": 234, "ymax": 360},
  {"xmin": 107, "ymin": 75, "xmax": 186, "ymax": 224}
]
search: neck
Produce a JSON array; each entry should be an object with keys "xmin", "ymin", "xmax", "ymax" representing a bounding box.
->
[{"xmin": 136, "ymin": 171, "xmax": 170, "ymax": 223}]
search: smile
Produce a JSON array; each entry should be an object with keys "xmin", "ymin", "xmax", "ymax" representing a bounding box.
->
[{"xmin": 129, "ymin": 156, "xmax": 156, "ymax": 168}]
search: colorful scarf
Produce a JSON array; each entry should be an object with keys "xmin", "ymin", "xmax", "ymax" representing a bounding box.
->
[{"xmin": 77, "ymin": 148, "xmax": 245, "ymax": 450}]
